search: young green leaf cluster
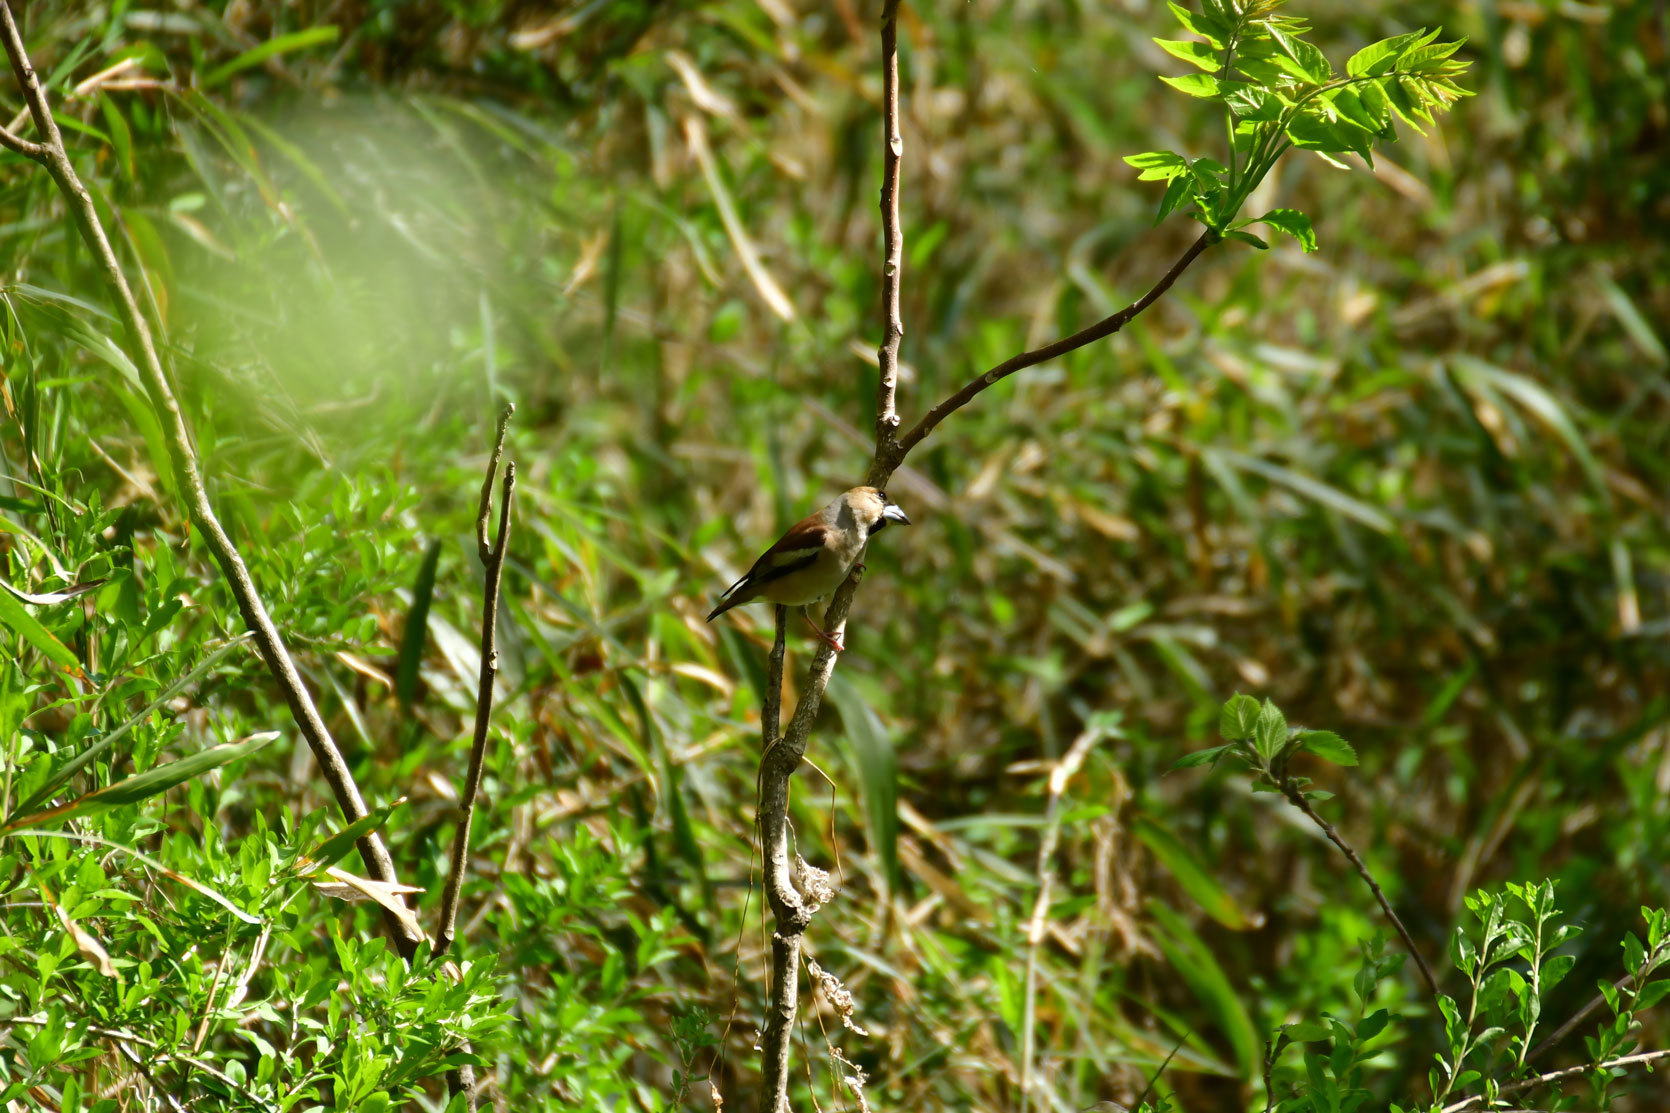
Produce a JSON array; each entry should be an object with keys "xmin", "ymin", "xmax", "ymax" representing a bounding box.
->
[
  {"xmin": 1125, "ymin": 0, "xmax": 1471, "ymax": 251},
  {"xmin": 1426, "ymin": 883, "xmax": 1581, "ymax": 1104},
  {"xmin": 1173, "ymin": 691, "xmax": 1357, "ymax": 798},
  {"xmin": 1585, "ymin": 907, "xmax": 1670, "ymax": 1106}
]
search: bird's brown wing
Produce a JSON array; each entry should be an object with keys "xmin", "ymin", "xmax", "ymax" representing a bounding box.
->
[{"xmin": 709, "ymin": 513, "xmax": 830, "ymax": 620}]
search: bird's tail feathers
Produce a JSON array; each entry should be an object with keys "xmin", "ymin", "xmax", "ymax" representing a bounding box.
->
[{"xmin": 706, "ymin": 575, "xmax": 755, "ymax": 622}]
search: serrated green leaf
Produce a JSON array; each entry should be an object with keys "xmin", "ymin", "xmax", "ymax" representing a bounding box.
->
[
  {"xmin": 1166, "ymin": 1, "xmax": 1228, "ymax": 48},
  {"xmin": 1286, "ymin": 110, "xmax": 1367, "ymax": 156},
  {"xmin": 1224, "ymin": 85, "xmax": 1284, "ymax": 121},
  {"xmin": 1347, "ymin": 31, "xmax": 1422, "ymax": 78},
  {"xmin": 1219, "ymin": 693, "xmax": 1262, "ymax": 742},
  {"xmin": 1253, "ymin": 699, "xmax": 1288, "ymax": 761},
  {"xmin": 1264, "ymin": 23, "xmax": 1330, "ymax": 84},
  {"xmin": 1155, "ymin": 173, "xmax": 1192, "ymax": 224},
  {"xmin": 1124, "ymin": 150, "xmax": 1191, "ymax": 181},
  {"xmin": 1161, "ymin": 72, "xmax": 1221, "ymax": 99},
  {"xmin": 1171, "ymin": 744, "xmax": 1235, "ymax": 769},
  {"xmin": 1225, "ymin": 229, "xmax": 1268, "ymax": 249},
  {"xmin": 1383, "ymin": 76, "xmax": 1434, "ymax": 132},
  {"xmin": 1300, "ymin": 730, "xmax": 1358, "ymax": 766},
  {"xmin": 1155, "ymin": 38, "xmax": 1219, "ymax": 71},
  {"xmin": 1256, "ymin": 209, "xmax": 1318, "ymax": 253},
  {"xmin": 1327, "ymin": 87, "xmax": 1386, "ymax": 133}
]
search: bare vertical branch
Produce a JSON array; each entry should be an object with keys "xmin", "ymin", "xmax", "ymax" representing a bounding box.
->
[
  {"xmin": 760, "ymin": 5, "xmax": 906, "ymax": 1106},
  {"xmin": 434, "ymin": 405, "xmax": 515, "ymax": 1113},
  {"xmin": 874, "ymin": 0, "xmax": 905, "ymax": 460},
  {"xmin": 757, "ymin": 604, "xmax": 798, "ymax": 1109},
  {"xmin": 0, "ymin": 0, "xmax": 424, "ymax": 956},
  {"xmin": 437, "ymin": 403, "xmax": 516, "ymax": 958}
]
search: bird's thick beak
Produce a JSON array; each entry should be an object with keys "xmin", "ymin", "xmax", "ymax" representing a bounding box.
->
[{"xmin": 882, "ymin": 503, "xmax": 911, "ymax": 526}]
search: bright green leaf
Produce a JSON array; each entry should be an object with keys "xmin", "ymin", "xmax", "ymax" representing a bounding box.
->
[
  {"xmin": 1154, "ymin": 38, "xmax": 1220, "ymax": 71},
  {"xmin": 1160, "ymin": 73, "xmax": 1221, "ymax": 99},
  {"xmin": 1219, "ymin": 693, "xmax": 1261, "ymax": 742},
  {"xmin": 1256, "ymin": 209, "xmax": 1318, "ymax": 253},
  {"xmin": 1346, "ymin": 31, "xmax": 1422, "ymax": 78},
  {"xmin": 1300, "ymin": 730, "xmax": 1358, "ymax": 766}
]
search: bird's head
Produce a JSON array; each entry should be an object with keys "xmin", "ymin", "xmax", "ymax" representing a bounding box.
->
[{"xmin": 842, "ymin": 486, "xmax": 911, "ymax": 535}]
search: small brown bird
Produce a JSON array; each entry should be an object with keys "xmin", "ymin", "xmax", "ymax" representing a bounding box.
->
[{"xmin": 707, "ymin": 486, "xmax": 910, "ymax": 652}]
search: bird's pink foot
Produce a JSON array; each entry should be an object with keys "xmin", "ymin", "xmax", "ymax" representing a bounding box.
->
[{"xmin": 802, "ymin": 611, "xmax": 846, "ymax": 653}]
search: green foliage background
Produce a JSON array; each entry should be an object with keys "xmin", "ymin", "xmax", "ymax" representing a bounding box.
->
[{"xmin": 0, "ymin": 0, "xmax": 1666, "ymax": 1110}]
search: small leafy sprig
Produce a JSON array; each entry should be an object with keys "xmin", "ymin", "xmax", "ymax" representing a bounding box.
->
[
  {"xmin": 1176, "ymin": 695, "xmax": 1440, "ymax": 997},
  {"xmin": 1174, "ymin": 691, "xmax": 1357, "ymax": 793},
  {"xmin": 1585, "ymin": 907, "xmax": 1670, "ymax": 1106},
  {"xmin": 1426, "ymin": 883, "xmax": 1581, "ymax": 1106},
  {"xmin": 1126, "ymin": 0, "xmax": 1471, "ymax": 252}
]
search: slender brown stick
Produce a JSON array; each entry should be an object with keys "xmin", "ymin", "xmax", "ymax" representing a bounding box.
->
[
  {"xmin": 0, "ymin": 117, "xmax": 42, "ymax": 158},
  {"xmin": 434, "ymin": 405, "xmax": 514, "ymax": 1113},
  {"xmin": 1280, "ymin": 781, "xmax": 1440, "ymax": 1001},
  {"xmin": 885, "ymin": 229, "xmax": 1217, "ymax": 471},
  {"xmin": 436, "ymin": 403, "xmax": 516, "ymax": 958},
  {"xmin": 0, "ymin": 0, "xmax": 423, "ymax": 956},
  {"xmin": 1439, "ymin": 1047, "xmax": 1670, "ymax": 1111}
]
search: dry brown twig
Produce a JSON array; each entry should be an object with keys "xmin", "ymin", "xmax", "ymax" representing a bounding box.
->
[
  {"xmin": 1278, "ymin": 778, "xmax": 1441, "ymax": 1001},
  {"xmin": 431, "ymin": 403, "xmax": 516, "ymax": 1110},
  {"xmin": 752, "ymin": 2, "xmax": 1222, "ymax": 1108},
  {"xmin": 436, "ymin": 401, "xmax": 517, "ymax": 959},
  {"xmin": 0, "ymin": 0, "xmax": 426, "ymax": 956}
]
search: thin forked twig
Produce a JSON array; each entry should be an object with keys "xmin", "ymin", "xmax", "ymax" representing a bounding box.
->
[
  {"xmin": 1439, "ymin": 1047, "xmax": 1670, "ymax": 1112},
  {"xmin": 1279, "ymin": 781, "xmax": 1440, "ymax": 1001},
  {"xmin": 883, "ymin": 229, "xmax": 1217, "ymax": 473},
  {"xmin": 436, "ymin": 402, "xmax": 516, "ymax": 958},
  {"xmin": 433, "ymin": 404, "xmax": 514, "ymax": 1113},
  {"xmin": 0, "ymin": 0, "xmax": 424, "ymax": 956}
]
